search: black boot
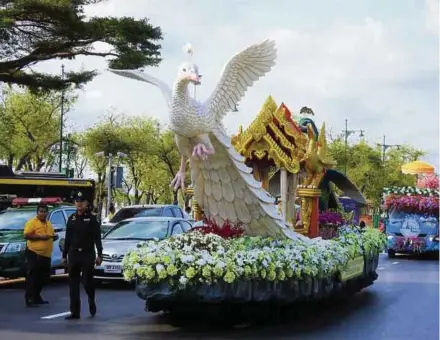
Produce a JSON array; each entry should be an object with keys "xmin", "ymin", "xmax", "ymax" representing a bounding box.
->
[
  {"xmin": 89, "ymin": 300, "xmax": 96, "ymax": 317},
  {"xmin": 25, "ymin": 300, "xmax": 39, "ymax": 308},
  {"xmin": 65, "ymin": 314, "xmax": 80, "ymax": 320},
  {"xmin": 34, "ymin": 297, "xmax": 49, "ymax": 304}
]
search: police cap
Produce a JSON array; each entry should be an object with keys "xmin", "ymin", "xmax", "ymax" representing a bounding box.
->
[{"xmin": 74, "ymin": 191, "xmax": 86, "ymax": 202}]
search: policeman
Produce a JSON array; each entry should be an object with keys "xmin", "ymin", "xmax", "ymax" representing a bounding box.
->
[{"xmin": 62, "ymin": 192, "xmax": 103, "ymax": 320}]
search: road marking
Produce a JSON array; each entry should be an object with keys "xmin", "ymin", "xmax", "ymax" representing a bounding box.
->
[
  {"xmin": 378, "ymin": 267, "xmax": 385, "ymax": 270},
  {"xmin": 392, "ymin": 261, "xmax": 399, "ymax": 265},
  {"xmin": 41, "ymin": 311, "xmax": 70, "ymax": 320}
]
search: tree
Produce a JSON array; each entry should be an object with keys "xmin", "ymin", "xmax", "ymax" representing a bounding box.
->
[
  {"xmin": 327, "ymin": 138, "xmax": 423, "ymax": 206},
  {"xmin": 151, "ymin": 129, "xmax": 183, "ymax": 204},
  {"xmin": 0, "ymin": 0, "xmax": 163, "ymax": 91},
  {"xmin": 116, "ymin": 116, "xmax": 159, "ymax": 204},
  {"xmin": 79, "ymin": 112, "xmax": 126, "ymax": 209},
  {"xmin": 0, "ymin": 87, "xmax": 75, "ymax": 170},
  {"xmin": 67, "ymin": 133, "xmax": 88, "ymax": 178}
]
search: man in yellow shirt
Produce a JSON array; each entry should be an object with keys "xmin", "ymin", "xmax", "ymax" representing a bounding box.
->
[{"xmin": 23, "ymin": 204, "xmax": 57, "ymax": 307}]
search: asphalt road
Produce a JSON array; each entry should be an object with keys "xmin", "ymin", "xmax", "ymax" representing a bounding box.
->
[{"xmin": 0, "ymin": 253, "xmax": 438, "ymax": 340}]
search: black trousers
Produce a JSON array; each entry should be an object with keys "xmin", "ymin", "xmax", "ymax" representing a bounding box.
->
[
  {"xmin": 68, "ymin": 251, "xmax": 96, "ymax": 315},
  {"xmin": 25, "ymin": 249, "xmax": 51, "ymax": 303}
]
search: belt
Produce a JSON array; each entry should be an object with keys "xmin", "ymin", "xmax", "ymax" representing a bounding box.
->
[{"xmin": 71, "ymin": 248, "xmax": 95, "ymax": 253}]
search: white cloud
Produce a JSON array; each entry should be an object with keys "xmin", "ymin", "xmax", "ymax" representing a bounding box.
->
[
  {"xmin": 425, "ymin": 0, "xmax": 439, "ymax": 34},
  {"xmin": 36, "ymin": 0, "xmax": 439, "ymax": 169}
]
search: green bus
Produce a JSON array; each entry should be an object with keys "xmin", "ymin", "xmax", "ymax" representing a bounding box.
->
[{"xmin": 0, "ymin": 165, "xmax": 95, "ymax": 209}]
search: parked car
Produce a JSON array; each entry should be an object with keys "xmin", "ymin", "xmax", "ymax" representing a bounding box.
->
[
  {"xmin": 0, "ymin": 197, "xmax": 77, "ymax": 279},
  {"xmin": 100, "ymin": 205, "xmax": 188, "ymax": 235},
  {"xmin": 94, "ymin": 216, "xmax": 192, "ymax": 282}
]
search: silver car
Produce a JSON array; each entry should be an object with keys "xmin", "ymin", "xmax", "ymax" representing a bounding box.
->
[{"xmin": 93, "ymin": 217, "xmax": 193, "ymax": 282}]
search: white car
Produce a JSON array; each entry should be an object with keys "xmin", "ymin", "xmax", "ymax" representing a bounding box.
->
[
  {"xmin": 100, "ymin": 204, "xmax": 187, "ymax": 235},
  {"xmin": 94, "ymin": 216, "xmax": 192, "ymax": 282}
]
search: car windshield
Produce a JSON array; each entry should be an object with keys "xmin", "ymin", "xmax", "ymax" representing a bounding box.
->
[
  {"xmin": 104, "ymin": 220, "xmax": 169, "ymax": 240},
  {"xmin": 109, "ymin": 207, "xmax": 163, "ymax": 223},
  {"xmin": 0, "ymin": 210, "xmax": 36, "ymax": 230}
]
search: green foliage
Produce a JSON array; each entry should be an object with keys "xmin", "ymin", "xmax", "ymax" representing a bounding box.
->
[
  {"xmin": 0, "ymin": 0, "xmax": 163, "ymax": 91},
  {"xmin": 79, "ymin": 113, "xmax": 180, "ymax": 206},
  {"xmin": 0, "ymin": 87, "xmax": 75, "ymax": 170},
  {"xmin": 328, "ymin": 137, "xmax": 422, "ymax": 207}
]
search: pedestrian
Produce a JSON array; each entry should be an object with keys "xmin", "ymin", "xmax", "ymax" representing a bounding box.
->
[
  {"xmin": 23, "ymin": 203, "xmax": 58, "ymax": 307},
  {"xmin": 62, "ymin": 192, "xmax": 103, "ymax": 320}
]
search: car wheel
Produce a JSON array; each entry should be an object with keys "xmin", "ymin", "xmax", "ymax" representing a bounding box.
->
[{"xmin": 387, "ymin": 249, "xmax": 396, "ymax": 258}]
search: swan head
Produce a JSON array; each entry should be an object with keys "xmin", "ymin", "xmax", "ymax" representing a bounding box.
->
[{"xmin": 177, "ymin": 62, "xmax": 201, "ymax": 85}]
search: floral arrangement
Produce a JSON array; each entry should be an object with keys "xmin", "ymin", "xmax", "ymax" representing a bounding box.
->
[
  {"xmin": 319, "ymin": 210, "xmax": 343, "ymax": 240},
  {"xmin": 417, "ymin": 174, "xmax": 439, "ymax": 190},
  {"xmin": 384, "ymin": 194, "xmax": 439, "ymax": 215},
  {"xmin": 392, "ymin": 236, "xmax": 426, "ymax": 253},
  {"xmin": 122, "ymin": 226, "xmax": 386, "ymax": 289},
  {"xmin": 191, "ymin": 217, "xmax": 245, "ymax": 239},
  {"xmin": 319, "ymin": 211, "xmax": 344, "ymax": 226}
]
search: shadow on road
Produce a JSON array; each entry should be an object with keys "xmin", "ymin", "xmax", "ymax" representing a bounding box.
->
[{"xmin": 0, "ymin": 288, "xmax": 380, "ymax": 339}]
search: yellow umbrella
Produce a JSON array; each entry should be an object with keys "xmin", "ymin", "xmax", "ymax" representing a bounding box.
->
[{"xmin": 401, "ymin": 160, "xmax": 435, "ymax": 175}]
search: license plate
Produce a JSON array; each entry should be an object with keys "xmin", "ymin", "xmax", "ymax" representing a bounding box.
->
[{"xmin": 104, "ymin": 264, "xmax": 122, "ymax": 273}]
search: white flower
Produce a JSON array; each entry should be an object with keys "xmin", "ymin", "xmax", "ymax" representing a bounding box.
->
[
  {"xmin": 196, "ymin": 258, "xmax": 206, "ymax": 266},
  {"xmin": 182, "ymin": 245, "xmax": 193, "ymax": 252},
  {"xmin": 181, "ymin": 254, "xmax": 195, "ymax": 263}
]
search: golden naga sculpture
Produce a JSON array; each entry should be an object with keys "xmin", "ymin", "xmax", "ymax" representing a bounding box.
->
[{"xmin": 301, "ymin": 122, "xmax": 336, "ymax": 189}]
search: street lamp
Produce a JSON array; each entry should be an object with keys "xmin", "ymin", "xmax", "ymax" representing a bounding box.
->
[
  {"xmin": 58, "ymin": 64, "xmax": 65, "ymax": 173},
  {"xmin": 95, "ymin": 151, "xmax": 127, "ymax": 216},
  {"xmin": 342, "ymin": 119, "xmax": 365, "ymax": 175},
  {"xmin": 377, "ymin": 135, "xmax": 400, "ymax": 163}
]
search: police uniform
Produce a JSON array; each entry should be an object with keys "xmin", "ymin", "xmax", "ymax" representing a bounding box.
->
[{"xmin": 62, "ymin": 192, "xmax": 103, "ymax": 319}]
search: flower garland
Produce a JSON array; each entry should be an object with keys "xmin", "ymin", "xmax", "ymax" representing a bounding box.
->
[
  {"xmin": 383, "ymin": 186, "xmax": 438, "ymax": 197},
  {"xmin": 384, "ymin": 194, "xmax": 439, "ymax": 215},
  {"xmin": 123, "ymin": 227, "xmax": 386, "ymax": 289}
]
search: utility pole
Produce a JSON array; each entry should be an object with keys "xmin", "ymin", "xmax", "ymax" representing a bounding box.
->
[
  {"xmin": 95, "ymin": 151, "xmax": 127, "ymax": 217},
  {"xmin": 342, "ymin": 119, "xmax": 365, "ymax": 175},
  {"xmin": 378, "ymin": 135, "xmax": 401, "ymax": 163},
  {"xmin": 106, "ymin": 153, "xmax": 113, "ymax": 216},
  {"xmin": 58, "ymin": 64, "xmax": 65, "ymax": 173}
]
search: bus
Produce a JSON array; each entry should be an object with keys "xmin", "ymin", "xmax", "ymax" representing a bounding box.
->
[{"xmin": 0, "ymin": 165, "xmax": 95, "ymax": 208}]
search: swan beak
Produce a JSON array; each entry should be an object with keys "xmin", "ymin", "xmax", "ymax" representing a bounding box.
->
[{"xmin": 189, "ymin": 73, "xmax": 200, "ymax": 84}]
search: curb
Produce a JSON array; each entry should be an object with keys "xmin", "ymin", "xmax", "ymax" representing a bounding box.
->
[{"xmin": 0, "ymin": 274, "xmax": 68, "ymax": 286}]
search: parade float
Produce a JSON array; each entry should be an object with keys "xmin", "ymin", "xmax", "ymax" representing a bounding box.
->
[
  {"xmin": 110, "ymin": 40, "xmax": 386, "ymax": 324},
  {"xmin": 384, "ymin": 165, "xmax": 439, "ymax": 257}
]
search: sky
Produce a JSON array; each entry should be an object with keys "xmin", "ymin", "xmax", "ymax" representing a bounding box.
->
[{"xmin": 36, "ymin": 0, "xmax": 439, "ymax": 169}]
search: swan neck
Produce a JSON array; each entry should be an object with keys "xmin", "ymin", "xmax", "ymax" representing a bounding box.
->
[{"xmin": 173, "ymin": 80, "xmax": 191, "ymax": 101}]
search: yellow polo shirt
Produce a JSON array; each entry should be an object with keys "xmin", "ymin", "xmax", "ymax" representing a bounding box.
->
[{"xmin": 23, "ymin": 217, "xmax": 55, "ymax": 258}]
